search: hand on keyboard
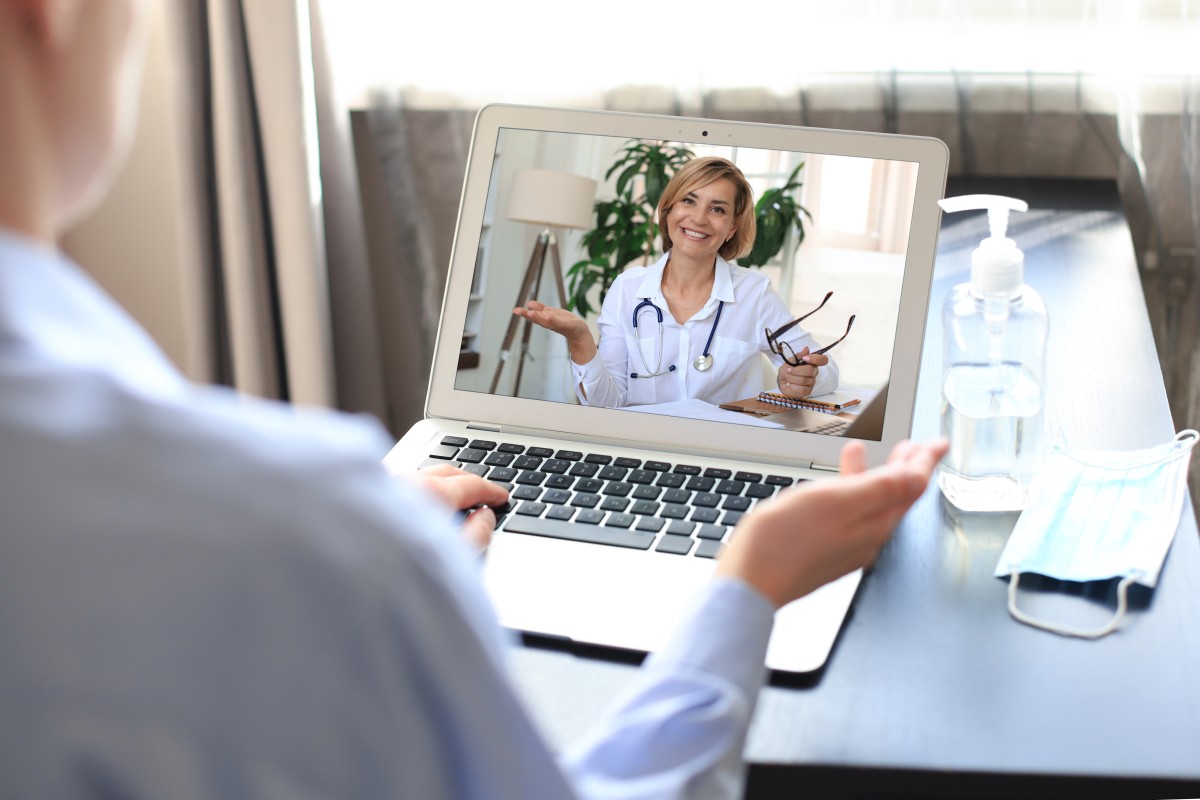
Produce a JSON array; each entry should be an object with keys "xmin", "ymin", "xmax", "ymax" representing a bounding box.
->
[
  {"xmin": 715, "ymin": 437, "xmax": 948, "ymax": 609},
  {"xmin": 414, "ymin": 463, "xmax": 511, "ymax": 552}
]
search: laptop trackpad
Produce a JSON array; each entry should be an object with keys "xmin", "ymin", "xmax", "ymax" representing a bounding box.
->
[{"xmin": 483, "ymin": 532, "xmax": 861, "ymax": 673}]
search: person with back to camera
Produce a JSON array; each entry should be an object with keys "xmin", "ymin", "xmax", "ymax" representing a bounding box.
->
[
  {"xmin": 514, "ymin": 156, "xmax": 855, "ymax": 408},
  {"xmin": 0, "ymin": 1, "xmax": 947, "ymax": 797}
]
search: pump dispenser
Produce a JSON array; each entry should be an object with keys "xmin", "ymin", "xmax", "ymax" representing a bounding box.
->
[{"xmin": 937, "ymin": 195, "xmax": 1048, "ymax": 512}]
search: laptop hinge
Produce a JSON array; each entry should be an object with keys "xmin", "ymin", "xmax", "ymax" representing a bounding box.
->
[
  {"xmin": 810, "ymin": 462, "xmax": 840, "ymax": 473},
  {"xmin": 466, "ymin": 421, "xmax": 503, "ymax": 433}
]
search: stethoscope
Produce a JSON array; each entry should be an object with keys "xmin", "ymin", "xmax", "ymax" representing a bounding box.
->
[{"xmin": 630, "ymin": 298, "xmax": 725, "ymax": 379}]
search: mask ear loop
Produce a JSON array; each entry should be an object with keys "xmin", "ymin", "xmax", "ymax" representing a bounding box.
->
[{"xmin": 1007, "ymin": 571, "xmax": 1138, "ymax": 639}]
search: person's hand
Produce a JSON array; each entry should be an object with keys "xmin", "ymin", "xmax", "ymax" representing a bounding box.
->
[
  {"xmin": 413, "ymin": 464, "xmax": 509, "ymax": 552},
  {"xmin": 715, "ymin": 437, "xmax": 949, "ymax": 608},
  {"xmin": 776, "ymin": 349, "xmax": 830, "ymax": 399},
  {"xmin": 512, "ymin": 301, "xmax": 597, "ymax": 365}
]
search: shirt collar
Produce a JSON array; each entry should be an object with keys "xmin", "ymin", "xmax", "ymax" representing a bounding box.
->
[
  {"xmin": 635, "ymin": 252, "xmax": 737, "ymax": 307},
  {"xmin": 0, "ymin": 227, "xmax": 185, "ymax": 397}
]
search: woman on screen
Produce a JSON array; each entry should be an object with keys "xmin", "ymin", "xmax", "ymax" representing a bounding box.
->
[{"xmin": 513, "ymin": 156, "xmax": 846, "ymax": 408}]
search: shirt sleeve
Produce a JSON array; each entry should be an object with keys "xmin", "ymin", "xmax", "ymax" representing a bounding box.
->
[
  {"xmin": 573, "ymin": 283, "xmax": 631, "ymax": 408},
  {"xmin": 558, "ymin": 577, "xmax": 776, "ymax": 800}
]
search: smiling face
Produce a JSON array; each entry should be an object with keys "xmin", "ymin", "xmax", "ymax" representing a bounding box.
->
[{"xmin": 665, "ymin": 177, "xmax": 738, "ymax": 265}]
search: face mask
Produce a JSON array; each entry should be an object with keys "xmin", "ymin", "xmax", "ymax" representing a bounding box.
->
[{"xmin": 994, "ymin": 429, "xmax": 1198, "ymax": 639}]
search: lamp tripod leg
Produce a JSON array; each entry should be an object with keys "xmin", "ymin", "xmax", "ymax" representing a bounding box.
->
[{"xmin": 489, "ymin": 233, "xmax": 549, "ymax": 394}]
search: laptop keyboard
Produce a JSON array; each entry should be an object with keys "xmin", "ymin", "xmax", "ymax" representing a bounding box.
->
[{"xmin": 422, "ymin": 436, "xmax": 805, "ymax": 559}]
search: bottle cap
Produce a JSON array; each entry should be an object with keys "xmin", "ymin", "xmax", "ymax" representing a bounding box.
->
[{"xmin": 938, "ymin": 194, "xmax": 1028, "ymax": 295}]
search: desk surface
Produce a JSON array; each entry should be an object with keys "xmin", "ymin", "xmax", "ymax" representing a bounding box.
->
[{"xmin": 508, "ymin": 178, "xmax": 1200, "ymax": 799}]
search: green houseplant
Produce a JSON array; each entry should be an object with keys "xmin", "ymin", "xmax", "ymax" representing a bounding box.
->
[
  {"xmin": 565, "ymin": 144, "xmax": 810, "ymax": 316},
  {"xmin": 740, "ymin": 161, "xmax": 813, "ymax": 268}
]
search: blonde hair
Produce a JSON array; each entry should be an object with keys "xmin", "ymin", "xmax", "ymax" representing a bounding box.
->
[{"xmin": 656, "ymin": 157, "xmax": 756, "ymax": 261}]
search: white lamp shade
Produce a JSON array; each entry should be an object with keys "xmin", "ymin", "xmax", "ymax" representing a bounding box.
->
[{"xmin": 507, "ymin": 169, "xmax": 597, "ymax": 230}]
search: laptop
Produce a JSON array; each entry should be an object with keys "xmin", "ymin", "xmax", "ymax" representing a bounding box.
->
[{"xmin": 382, "ymin": 105, "xmax": 947, "ymax": 672}]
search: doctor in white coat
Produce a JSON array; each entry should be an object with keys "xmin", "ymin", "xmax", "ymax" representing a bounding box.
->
[{"xmin": 515, "ymin": 157, "xmax": 847, "ymax": 408}]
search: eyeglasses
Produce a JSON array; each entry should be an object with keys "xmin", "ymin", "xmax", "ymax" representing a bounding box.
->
[{"xmin": 765, "ymin": 291, "xmax": 856, "ymax": 366}]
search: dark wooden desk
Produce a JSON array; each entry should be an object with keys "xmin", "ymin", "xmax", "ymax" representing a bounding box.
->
[{"xmin": 510, "ymin": 178, "xmax": 1200, "ymax": 799}]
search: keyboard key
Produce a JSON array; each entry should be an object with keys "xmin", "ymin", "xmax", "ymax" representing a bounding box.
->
[
  {"xmin": 696, "ymin": 524, "xmax": 727, "ymax": 540},
  {"xmin": 511, "ymin": 485, "xmax": 542, "ymax": 501},
  {"xmin": 655, "ymin": 535, "xmax": 694, "ymax": 555},
  {"xmin": 661, "ymin": 504, "xmax": 689, "ymax": 520},
  {"xmin": 570, "ymin": 493, "xmax": 600, "ymax": 508},
  {"xmin": 598, "ymin": 465, "xmax": 629, "ymax": 481},
  {"xmin": 602, "ymin": 482, "xmax": 633, "ymax": 497},
  {"xmin": 569, "ymin": 462, "xmax": 599, "ymax": 478},
  {"xmin": 690, "ymin": 507, "xmax": 721, "ymax": 523},
  {"xmin": 544, "ymin": 474, "xmax": 575, "ymax": 490},
  {"xmin": 721, "ymin": 495, "xmax": 751, "ymax": 511},
  {"xmin": 600, "ymin": 497, "xmax": 629, "ymax": 513},
  {"xmin": 716, "ymin": 480, "xmax": 746, "ymax": 495},
  {"xmin": 488, "ymin": 467, "xmax": 518, "ymax": 483},
  {"xmin": 541, "ymin": 459, "xmax": 570, "ymax": 474},
  {"xmin": 542, "ymin": 488, "xmax": 571, "ymax": 505},
  {"xmin": 505, "ymin": 515, "xmax": 653, "ymax": 549},
  {"xmin": 604, "ymin": 513, "xmax": 636, "ymax": 529},
  {"xmin": 555, "ymin": 450, "xmax": 583, "ymax": 461},
  {"xmin": 441, "ymin": 436, "xmax": 468, "ymax": 447},
  {"xmin": 469, "ymin": 439, "xmax": 497, "ymax": 451},
  {"xmin": 703, "ymin": 468, "xmax": 732, "ymax": 479},
  {"xmin": 546, "ymin": 504, "xmax": 575, "ymax": 521},
  {"xmin": 695, "ymin": 540, "xmax": 723, "ymax": 559},
  {"xmin": 635, "ymin": 516, "xmax": 666, "ymax": 532},
  {"xmin": 734, "ymin": 471, "xmax": 763, "ymax": 483},
  {"xmin": 516, "ymin": 501, "xmax": 547, "ymax": 517},
  {"xmin": 644, "ymin": 460, "xmax": 671, "ymax": 472},
  {"xmin": 666, "ymin": 520, "xmax": 695, "ymax": 536},
  {"xmin": 427, "ymin": 444, "xmax": 459, "ymax": 460},
  {"xmin": 721, "ymin": 510, "xmax": 744, "ymax": 527},
  {"xmin": 631, "ymin": 485, "xmax": 662, "ymax": 501},
  {"xmin": 627, "ymin": 469, "xmax": 656, "ymax": 485},
  {"xmin": 656, "ymin": 473, "xmax": 686, "ymax": 489},
  {"xmin": 457, "ymin": 448, "xmax": 486, "ymax": 464},
  {"xmin": 513, "ymin": 454, "xmax": 543, "ymax": 470},
  {"xmin": 576, "ymin": 509, "xmax": 605, "ymax": 524},
  {"xmin": 584, "ymin": 453, "xmax": 612, "ymax": 465},
  {"xmin": 614, "ymin": 457, "xmax": 642, "ymax": 468},
  {"xmin": 685, "ymin": 476, "xmax": 715, "ymax": 492},
  {"xmin": 629, "ymin": 500, "xmax": 660, "ymax": 516},
  {"xmin": 673, "ymin": 464, "xmax": 701, "ymax": 475},
  {"xmin": 527, "ymin": 447, "xmax": 554, "ymax": 458},
  {"xmin": 662, "ymin": 488, "xmax": 691, "ymax": 505},
  {"xmin": 497, "ymin": 443, "xmax": 525, "ymax": 454},
  {"xmin": 459, "ymin": 463, "xmax": 489, "ymax": 477},
  {"xmin": 515, "ymin": 470, "xmax": 546, "ymax": 486},
  {"xmin": 574, "ymin": 478, "xmax": 603, "ymax": 493},
  {"xmin": 484, "ymin": 452, "xmax": 514, "ymax": 467},
  {"xmin": 766, "ymin": 475, "xmax": 794, "ymax": 487},
  {"xmin": 692, "ymin": 492, "xmax": 721, "ymax": 508},
  {"xmin": 745, "ymin": 483, "xmax": 775, "ymax": 499}
]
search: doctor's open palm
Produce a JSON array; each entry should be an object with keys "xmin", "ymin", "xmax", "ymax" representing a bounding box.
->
[{"xmin": 513, "ymin": 300, "xmax": 598, "ymax": 366}]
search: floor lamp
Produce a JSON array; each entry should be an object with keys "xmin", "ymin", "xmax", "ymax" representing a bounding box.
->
[{"xmin": 490, "ymin": 168, "xmax": 596, "ymax": 396}]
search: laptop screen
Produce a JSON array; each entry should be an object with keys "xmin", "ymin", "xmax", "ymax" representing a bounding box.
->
[{"xmin": 430, "ymin": 106, "xmax": 947, "ymax": 468}]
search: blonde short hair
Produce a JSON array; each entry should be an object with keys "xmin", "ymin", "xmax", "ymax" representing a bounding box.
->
[{"xmin": 656, "ymin": 157, "xmax": 757, "ymax": 261}]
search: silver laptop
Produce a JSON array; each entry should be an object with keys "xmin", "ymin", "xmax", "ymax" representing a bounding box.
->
[{"xmin": 383, "ymin": 105, "xmax": 947, "ymax": 673}]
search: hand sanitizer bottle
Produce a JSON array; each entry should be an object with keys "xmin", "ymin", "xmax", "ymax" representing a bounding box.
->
[{"xmin": 936, "ymin": 195, "xmax": 1048, "ymax": 512}]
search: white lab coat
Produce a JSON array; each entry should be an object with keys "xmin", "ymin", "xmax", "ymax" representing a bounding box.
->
[{"xmin": 572, "ymin": 254, "xmax": 839, "ymax": 408}]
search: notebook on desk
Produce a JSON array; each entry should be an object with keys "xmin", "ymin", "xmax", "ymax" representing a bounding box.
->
[{"xmin": 383, "ymin": 105, "xmax": 947, "ymax": 672}]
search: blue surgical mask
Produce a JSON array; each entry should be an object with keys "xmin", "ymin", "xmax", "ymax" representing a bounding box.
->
[{"xmin": 995, "ymin": 429, "xmax": 1198, "ymax": 638}]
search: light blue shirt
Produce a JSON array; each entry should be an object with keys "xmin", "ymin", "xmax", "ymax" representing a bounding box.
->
[{"xmin": 0, "ymin": 229, "xmax": 776, "ymax": 799}]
